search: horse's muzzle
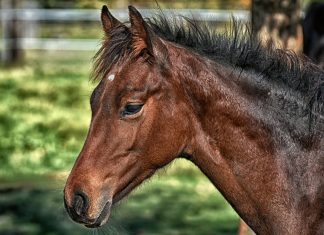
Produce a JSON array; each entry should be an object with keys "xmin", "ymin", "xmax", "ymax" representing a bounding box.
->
[
  {"xmin": 64, "ymin": 190, "xmax": 112, "ymax": 228},
  {"xmin": 64, "ymin": 191, "xmax": 92, "ymax": 224}
]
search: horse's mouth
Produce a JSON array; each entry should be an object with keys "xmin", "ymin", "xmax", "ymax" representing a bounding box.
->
[
  {"xmin": 84, "ymin": 171, "xmax": 155, "ymax": 228},
  {"xmin": 85, "ymin": 200, "xmax": 111, "ymax": 228},
  {"xmin": 84, "ymin": 181, "xmax": 135, "ymax": 228}
]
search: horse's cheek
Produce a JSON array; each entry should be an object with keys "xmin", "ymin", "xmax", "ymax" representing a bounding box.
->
[{"xmin": 147, "ymin": 115, "xmax": 182, "ymax": 167}]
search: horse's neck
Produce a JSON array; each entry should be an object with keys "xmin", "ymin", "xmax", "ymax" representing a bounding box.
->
[
  {"xmin": 179, "ymin": 64, "xmax": 285, "ymax": 234},
  {"xmin": 169, "ymin": 45, "xmax": 323, "ymax": 234}
]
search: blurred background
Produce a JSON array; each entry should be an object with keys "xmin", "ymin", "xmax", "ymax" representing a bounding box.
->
[{"xmin": 0, "ymin": 0, "xmax": 323, "ymax": 235}]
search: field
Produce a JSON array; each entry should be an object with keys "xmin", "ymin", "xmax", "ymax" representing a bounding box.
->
[{"xmin": 0, "ymin": 51, "xmax": 240, "ymax": 235}]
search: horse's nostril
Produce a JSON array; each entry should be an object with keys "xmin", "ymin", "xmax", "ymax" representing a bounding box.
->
[{"xmin": 73, "ymin": 191, "xmax": 88, "ymax": 217}]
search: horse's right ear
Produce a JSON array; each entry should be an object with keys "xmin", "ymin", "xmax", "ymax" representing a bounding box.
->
[{"xmin": 101, "ymin": 5, "xmax": 121, "ymax": 35}]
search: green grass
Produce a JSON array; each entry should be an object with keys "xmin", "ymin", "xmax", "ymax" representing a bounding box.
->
[
  {"xmin": 0, "ymin": 51, "xmax": 240, "ymax": 234},
  {"xmin": 0, "ymin": 51, "xmax": 95, "ymax": 176}
]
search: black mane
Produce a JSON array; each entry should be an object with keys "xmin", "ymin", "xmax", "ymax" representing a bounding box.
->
[{"xmin": 93, "ymin": 11, "xmax": 324, "ymax": 140}]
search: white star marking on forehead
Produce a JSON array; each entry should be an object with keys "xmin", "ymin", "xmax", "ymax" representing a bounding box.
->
[{"xmin": 108, "ymin": 74, "xmax": 115, "ymax": 81}]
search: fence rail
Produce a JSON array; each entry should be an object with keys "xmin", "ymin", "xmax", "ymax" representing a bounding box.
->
[
  {"xmin": 1, "ymin": 9, "xmax": 250, "ymax": 53},
  {"xmin": 0, "ymin": 9, "xmax": 249, "ymax": 22}
]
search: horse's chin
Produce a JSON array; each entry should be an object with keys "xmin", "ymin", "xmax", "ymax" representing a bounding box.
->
[{"xmin": 85, "ymin": 200, "xmax": 112, "ymax": 228}]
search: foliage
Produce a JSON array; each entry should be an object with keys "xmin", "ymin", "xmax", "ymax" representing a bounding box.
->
[
  {"xmin": 39, "ymin": 22, "xmax": 102, "ymax": 39},
  {"xmin": 303, "ymin": 0, "xmax": 324, "ymax": 8}
]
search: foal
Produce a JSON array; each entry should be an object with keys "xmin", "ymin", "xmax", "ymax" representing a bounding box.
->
[{"xmin": 64, "ymin": 5, "xmax": 324, "ymax": 234}]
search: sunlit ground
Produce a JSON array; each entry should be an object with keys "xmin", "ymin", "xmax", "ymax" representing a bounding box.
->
[{"xmin": 0, "ymin": 51, "xmax": 240, "ymax": 235}]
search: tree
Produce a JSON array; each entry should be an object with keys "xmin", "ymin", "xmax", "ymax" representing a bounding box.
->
[{"xmin": 251, "ymin": 0, "xmax": 303, "ymax": 52}]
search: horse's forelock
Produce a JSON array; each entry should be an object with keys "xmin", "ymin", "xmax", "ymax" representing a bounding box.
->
[{"xmin": 91, "ymin": 24, "xmax": 132, "ymax": 82}]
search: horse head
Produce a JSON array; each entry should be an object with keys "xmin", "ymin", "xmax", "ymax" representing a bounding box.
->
[{"xmin": 64, "ymin": 5, "xmax": 192, "ymax": 227}]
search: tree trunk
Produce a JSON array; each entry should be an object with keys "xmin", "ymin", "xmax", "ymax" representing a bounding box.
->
[
  {"xmin": 1, "ymin": 0, "xmax": 23, "ymax": 64},
  {"xmin": 251, "ymin": 0, "xmax": 303, "ymax": 52}
]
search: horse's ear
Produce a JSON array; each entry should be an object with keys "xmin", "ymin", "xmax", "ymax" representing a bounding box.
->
[
  {"xmin": 101, "ymin": 5, "xmax": 121, "ymax": 35},
  {"xmin": 128, "ymin": 6, "xmax": 154, "ymax": 58}
]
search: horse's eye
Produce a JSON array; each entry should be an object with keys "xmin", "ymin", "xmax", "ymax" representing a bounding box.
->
[{"xmin": 121, "ymin": 104, "xmax": 143, "ymax": 117}]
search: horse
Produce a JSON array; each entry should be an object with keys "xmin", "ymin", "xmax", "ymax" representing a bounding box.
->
[{"xmin": 64, "ymin": 5, "xmax": 324, "ymax": 234}]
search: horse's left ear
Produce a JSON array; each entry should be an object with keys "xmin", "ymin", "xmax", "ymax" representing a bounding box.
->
[
  {"xmin": 101, "ymin": 5, "xmax": 121, "ymax": 35},
  {"xmin": 128, "ymin": 6, "xmax": 154, "ymax": 58}
]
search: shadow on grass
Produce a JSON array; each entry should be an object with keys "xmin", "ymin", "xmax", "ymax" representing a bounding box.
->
[
  {"xmin": 0, "ymin": 174, "xmax": 239, "ymax": 235},
  {"xmin": 0, "ymin": 187, "xmax": 89, "ymax": 235}
]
